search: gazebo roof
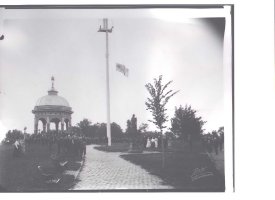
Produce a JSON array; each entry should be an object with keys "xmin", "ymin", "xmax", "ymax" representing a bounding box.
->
[
  {"xmin": 32, "ymin": 76, "xmax": 73, "ymax": 114},
  {"xmin": 35, "ymin": 93, "xmax": 70, "ymax": 107}
]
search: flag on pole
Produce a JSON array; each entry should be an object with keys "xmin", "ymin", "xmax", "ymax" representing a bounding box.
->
[{"xmin": 116, "ymin": 63, "xmax": 129, "ymax": 77}]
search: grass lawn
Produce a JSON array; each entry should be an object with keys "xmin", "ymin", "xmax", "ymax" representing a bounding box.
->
[
  {"xmin": 120, "ymin": 152, "xmax": 225, "ymax": 192},
  {"xmin": 94, "ymin": 142, "xmax": 131, "ymax": 152},
  {"xmin": 94, "ymin": 140, "xmax": 205, "ymax": 153},
  {"xmin": 94, "ymin": 142, "xmax": 164, "ymax": 153},
  {"xmin": 0, "ymin": 143, "xmax": 82, "ymax": 192}
]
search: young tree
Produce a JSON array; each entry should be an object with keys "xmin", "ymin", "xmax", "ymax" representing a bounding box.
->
[
  {"xmin": 170, "ymin": 105, "xmax": 206, "ymax": 150},
  {"xmin": 145, "ymin": 75, "xmax": 179, "ymax": 167},
  {"xmin": 145, "ymin": 75, "xmax": 179, "ymax": 133}
]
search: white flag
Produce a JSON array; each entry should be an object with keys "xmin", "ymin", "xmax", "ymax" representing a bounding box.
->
[{"xmin": 116, "ymin": 63, "xmax": 129, "ymax": 77}]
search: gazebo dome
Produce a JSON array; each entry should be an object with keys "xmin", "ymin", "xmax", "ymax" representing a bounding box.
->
[
  {"xmin": 33, "ymin": 83, "xmax": 73, "ymax": 113},
  {"xmin": 36, "ymin": 92, "xmax": 70, "ymax": 107},
  {"xmin": 32, "ymin": 76, "xmax": 73, "ymax": 134}
]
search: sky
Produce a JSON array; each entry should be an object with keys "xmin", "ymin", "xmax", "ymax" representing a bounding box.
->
[{"xmin": 0, "ymin": 8, "xmax": 226, "ymax": 140}]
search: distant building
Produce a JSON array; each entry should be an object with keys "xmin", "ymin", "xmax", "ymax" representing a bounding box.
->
[{"xmin": 32, "ymin": 77, "xmax": 73, "ymax": 134}]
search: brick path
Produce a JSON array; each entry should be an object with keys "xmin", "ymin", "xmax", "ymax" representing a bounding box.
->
[{"xmin": 73, "ymin": 145, "xmax": 173, "ymax": 190}]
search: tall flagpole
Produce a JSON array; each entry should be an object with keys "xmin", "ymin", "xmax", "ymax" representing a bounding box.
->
[{"xmin": 98, "ymin": 18, "xmax": 113, "ymax": 146}]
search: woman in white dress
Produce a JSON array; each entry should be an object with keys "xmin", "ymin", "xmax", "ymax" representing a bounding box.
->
[{"xmin": 13, "ymin": 139, "xmax": 21, "ymax": 157}]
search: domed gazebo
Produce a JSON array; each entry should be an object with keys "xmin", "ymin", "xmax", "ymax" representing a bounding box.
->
[{"xmin": 32, "ymin": 76, "xmax": 73, "ymax": 134}]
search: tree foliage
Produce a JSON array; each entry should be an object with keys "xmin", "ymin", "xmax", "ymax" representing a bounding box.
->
[
  {"xmin": 126, "ymin": 120, "xmax": 132, "ymax": 134},
  {"xmin": 110, "ymin": 122, "xmax": 123, "ymax": 139},
  {"xmin": 70, "ymin": 126, "xmax": 82, "ymax": 136},
  {"xmin": 4, "ymin": 129, "xmax": 24, "ymax": 144},
  {"xmin": 218, "ymin": 126, "xmax": 224, "ymax": 135},
  {"xmin": 145, "ymin": 75, "xmax": 179, "ymax": 132},
  {"xmin": 170, "ymin": 105, "xmax": 206, "ymax": 141},
  {"xmin": 138, "ymin": 123, "xmax": 149, "ymax": 133},
  {"xmin": 76, "ymin": 119, "xmax": 123, "ymax": 141},
  {"xmin": 77, "ymin": 118, "xmax": 92, "ymax": 136}
]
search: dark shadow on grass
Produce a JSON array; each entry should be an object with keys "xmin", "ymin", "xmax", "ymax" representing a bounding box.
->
[
  {"xmin": 0, "ymin": 144, "xmax": 83, "ymax": 192},
  {"xmin": 59, "ymin": 174, "xmax": 75, "ymax": 191},
  {"xmin": 23, "ymin": 174, "xmax": 75, "ymax": 192},
  {"xmin": 120, "ymin": 152, "xmax": 225, "ymax": 192}
]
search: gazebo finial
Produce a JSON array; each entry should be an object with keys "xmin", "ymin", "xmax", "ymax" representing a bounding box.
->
[
  {"xmin": 51, "ymin": 76, "xmax": 55, "ymax": 89},
  {"xmin": 48, "ymin": 76, "xmax": 58, "ymax": 95}
]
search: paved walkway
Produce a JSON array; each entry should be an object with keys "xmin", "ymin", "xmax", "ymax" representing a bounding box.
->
[{"xmin": 73, "ymin": 145, "xmax": 173, "ymax": 190}]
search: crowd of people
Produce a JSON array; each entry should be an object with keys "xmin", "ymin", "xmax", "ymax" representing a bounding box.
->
[
  {"xmin": 141, "ymin": 131, "xmax": 224, "ymax": 154},
  {"xmin": 55, "ymin": 134, "xmax": 87, "ymax": 158},
  {"xmin": 12, "ymin": 132, "xmax": 88, "ymax": 159},
  {"xmin": 11, "ymin": 129, "xmax": 224, "ymax": 156}
]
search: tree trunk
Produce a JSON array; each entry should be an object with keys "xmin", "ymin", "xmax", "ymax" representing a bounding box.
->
[{"xmin": 161, "ymin": 129, "xmax": 165, "ymax": 168}]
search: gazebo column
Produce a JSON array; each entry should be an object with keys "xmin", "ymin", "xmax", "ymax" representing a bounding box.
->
[
  {"xmin": 34, "ymin": 117, "xmax": 38, "ymax": 134},
  {"xmin": 65, "ymin": 121, "xmax": 68, "ymax": 130},
  {"xmin": 46, "ymin": 117, "xmax": 50, "ymax": 133},
  {"xmin": 68, "ymin": 119, "xmax": 72, "ymax": 131},
  {"xmin": 61, "ymin": 118, "xmax": 64, "ymax": 132},
  {"xmin": 55, "ymin": 122, "xmax": 59, "ymax": 132},
  {"xmin": 42, "ymin": 122, "xmax": 46, "ymax": 133}
]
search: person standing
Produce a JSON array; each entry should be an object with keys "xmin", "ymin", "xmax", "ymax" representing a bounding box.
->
[{"xmin": 13, "ymin": 139, "xmax": 21, "ymax": 157}]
